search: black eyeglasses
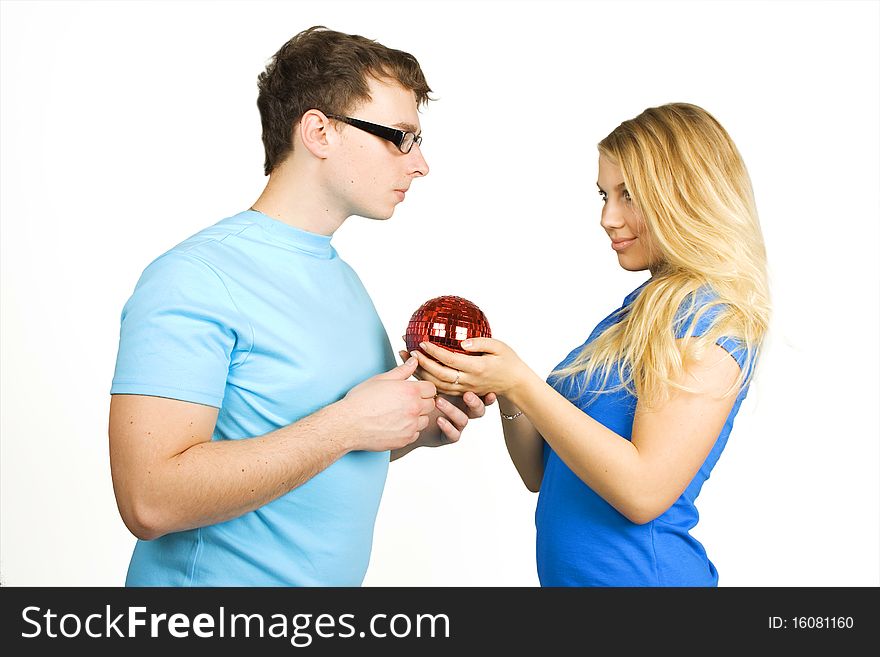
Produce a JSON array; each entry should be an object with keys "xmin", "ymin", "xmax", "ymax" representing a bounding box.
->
[{"xmin": 326, "ymin": 114, "xmax": 422, "ymax": 154}]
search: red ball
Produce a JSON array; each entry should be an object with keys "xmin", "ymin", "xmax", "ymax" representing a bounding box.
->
[{"xmin": 405, "ymin": 295, "xmax": 492, "ymax": 355}]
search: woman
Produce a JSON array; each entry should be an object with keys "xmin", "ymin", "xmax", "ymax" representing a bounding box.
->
[{"xmin": 407, "ymin": 103, "xmax": 770, "ymax": 586}]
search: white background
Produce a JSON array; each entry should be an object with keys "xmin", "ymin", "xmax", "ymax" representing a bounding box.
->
[{"xmin": 1, "ymin": 0, "xmax": 878, "ymax": 587}]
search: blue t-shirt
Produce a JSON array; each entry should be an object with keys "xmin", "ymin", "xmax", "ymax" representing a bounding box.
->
[
  {"xmin": 537, "ymin": 280, "xmax": 750, "ymax": 586},
  {"xmin": 111, "ymin": 209, "xmax": 395, "ymax": 586}
]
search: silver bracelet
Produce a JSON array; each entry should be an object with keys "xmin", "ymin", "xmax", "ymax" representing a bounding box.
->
[{"xmin": 500, "ymin": 409, "xmax": 524, "ymax": 421}]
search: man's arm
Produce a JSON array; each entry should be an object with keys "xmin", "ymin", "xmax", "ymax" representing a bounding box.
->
[{"xmin": 110, "ymin": 357, "xmax": 435, "ymax": 540}]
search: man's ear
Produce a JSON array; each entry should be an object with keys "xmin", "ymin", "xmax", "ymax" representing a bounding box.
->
[{"xmin": 297, "ymin": 110, "xmax": 334, "ymax": 159}]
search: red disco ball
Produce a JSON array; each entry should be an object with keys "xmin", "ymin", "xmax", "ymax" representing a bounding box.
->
[{"xmin": 405, "ymin": 295, "xmax": 492, "ymax": 355}]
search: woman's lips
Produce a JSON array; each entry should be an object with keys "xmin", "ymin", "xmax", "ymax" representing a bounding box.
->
[{"xmin": 611, "ymin": 237, "xmax": 636, "ymax": 252}]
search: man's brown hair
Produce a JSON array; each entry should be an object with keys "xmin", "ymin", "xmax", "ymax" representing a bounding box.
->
[{"xmin": 256, "ymin": 26, "xmax": 432, "ymax": 175}]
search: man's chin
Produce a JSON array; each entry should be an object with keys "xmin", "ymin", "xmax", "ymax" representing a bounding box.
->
[{"xmin": 359, "ymin": 208, "xmax": 395, "ymax": 221}]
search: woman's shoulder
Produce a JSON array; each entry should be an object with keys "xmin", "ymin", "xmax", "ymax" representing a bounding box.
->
[
  {"xmin": 673, "ymin": 284, "xmax": 727, "ymax": 338},
  {"xmin": 674, "ymin": 285, "xmax": 752, "ymax": 370}
]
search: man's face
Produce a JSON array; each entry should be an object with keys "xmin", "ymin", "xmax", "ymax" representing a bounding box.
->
[{"xmin": 330, "ymin": 76, "xmax": 429, "ymax": 220}]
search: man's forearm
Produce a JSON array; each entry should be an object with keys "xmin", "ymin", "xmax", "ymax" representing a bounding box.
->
[{"xmin": 133, "ymin": 401, "xmax": 354, "ymax": 539}]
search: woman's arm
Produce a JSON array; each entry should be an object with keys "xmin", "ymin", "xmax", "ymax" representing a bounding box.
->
[
  {"xmin": 413, "ymin": 338, "xmax": 740, "ymax": 524},
  {"xmin": 404, "ymin": 347, "xmax": 543, "ymax": 491},
  {"xmin": 496, "ymin": 396, "xmax": 544, "ymax": 492}
]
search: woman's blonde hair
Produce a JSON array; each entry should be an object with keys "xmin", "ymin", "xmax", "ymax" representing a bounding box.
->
[{"xmin": 552, "ymin": 103, "xmax": 770, "ymax": 406}]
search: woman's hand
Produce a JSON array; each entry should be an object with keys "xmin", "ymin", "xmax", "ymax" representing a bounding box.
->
[
  {"xmin": 398, "ymin": 348, "xmax": 498, "ymax": 408},
  {"xmin": 405, "ymin": 337, "xmax": 530, "ymax": 398}
]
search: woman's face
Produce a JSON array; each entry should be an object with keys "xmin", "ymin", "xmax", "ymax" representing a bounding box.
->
[{"xmin": 597, "ymin": 155, "xmax": 658, "ymax": 272}]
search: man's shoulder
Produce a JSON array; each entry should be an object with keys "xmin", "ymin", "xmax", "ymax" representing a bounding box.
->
[
  {"xmin": 135, "ymin": 213, "xmax": 255, "ymax": 284},
  {"xmin": 151, "ymin": 212, "xmax": 258, "ymax": 264},
  {"xmin": 172, "ymin": 211, "xmax": 255, "ymax": 256}
]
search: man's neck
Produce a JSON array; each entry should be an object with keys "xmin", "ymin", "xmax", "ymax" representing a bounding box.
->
[{"xmin": 250, "ymin": 161, "xmax": 348, "ymax": 237}]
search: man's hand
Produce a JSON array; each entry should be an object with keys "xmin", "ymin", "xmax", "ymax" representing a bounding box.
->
[
  {"xmin": 390, "ymin": 350, "xmax": 497, "ymax": 460},
  {"xmin": 341, "ymin": 356, "xmax": 437, "ymax": 453}
]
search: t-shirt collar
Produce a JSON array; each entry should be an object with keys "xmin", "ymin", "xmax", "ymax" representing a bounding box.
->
[{"xmin": 244, "ymin": 209, "xmax": 334, "ymax": 258}]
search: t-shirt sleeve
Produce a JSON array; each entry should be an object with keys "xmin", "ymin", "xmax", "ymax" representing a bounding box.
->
[
  {"xmin": 673, "ymin": 290, "xmax": 749, "ymax": 371},
  {"xmin": 110, "ymin": 251, "xmax": 243, "ymax": 407}
]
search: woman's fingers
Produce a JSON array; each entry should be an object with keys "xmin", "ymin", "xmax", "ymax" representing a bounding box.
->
[
  {"xmin": 416, "ymin": 341, "xmax": 470, "ymax": 368},
  {"xmin": 435, "ymin": 395, "xmax": 469, "ymax": 429},
  {"xmin": 460, "ymin": 337, "xmax": 499, "ymax": 353},
  {"xmin": 412, "ymin": 349, "xmax": 461, "ymax": 384},
  {"xmin": 436, "ymin": 416, "xmax": 462, "ymax": 443},
  {"xmin": 461, "ymin": 391, "xmax": 487, "ymax": 418}
]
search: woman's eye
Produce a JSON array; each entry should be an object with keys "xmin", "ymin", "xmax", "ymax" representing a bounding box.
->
[
  {"xmin": 622, "ymin": 189, "xmax": 632, "ymax": 202},
  {"xmin": 598, "ymin": 191, "xmax": 607, "ymax": 202}
]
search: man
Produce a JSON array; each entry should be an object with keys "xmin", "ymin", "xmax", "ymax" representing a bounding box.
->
[{"xmin": 109, "ymin": 26, "xmax": 491, "ymax": 586}]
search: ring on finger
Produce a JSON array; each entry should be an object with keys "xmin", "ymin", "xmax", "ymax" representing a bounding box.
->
[{"xmin": 453, "ymin": 370, "xmax": 461, "ymax": 385}]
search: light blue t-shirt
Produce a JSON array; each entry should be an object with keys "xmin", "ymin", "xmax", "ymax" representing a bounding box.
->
[
  {"xmin": 538, "ymin": 280, "xmax": 751, "ymax": 586},
  {"xmin": 111, "ymin": 209, "xmax": 395, "ymax": 586}
]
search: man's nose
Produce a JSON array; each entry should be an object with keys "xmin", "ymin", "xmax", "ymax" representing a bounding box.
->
[{"xmin": 408, "ymin": 143, "xmax": 429, "ymax": 177}]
